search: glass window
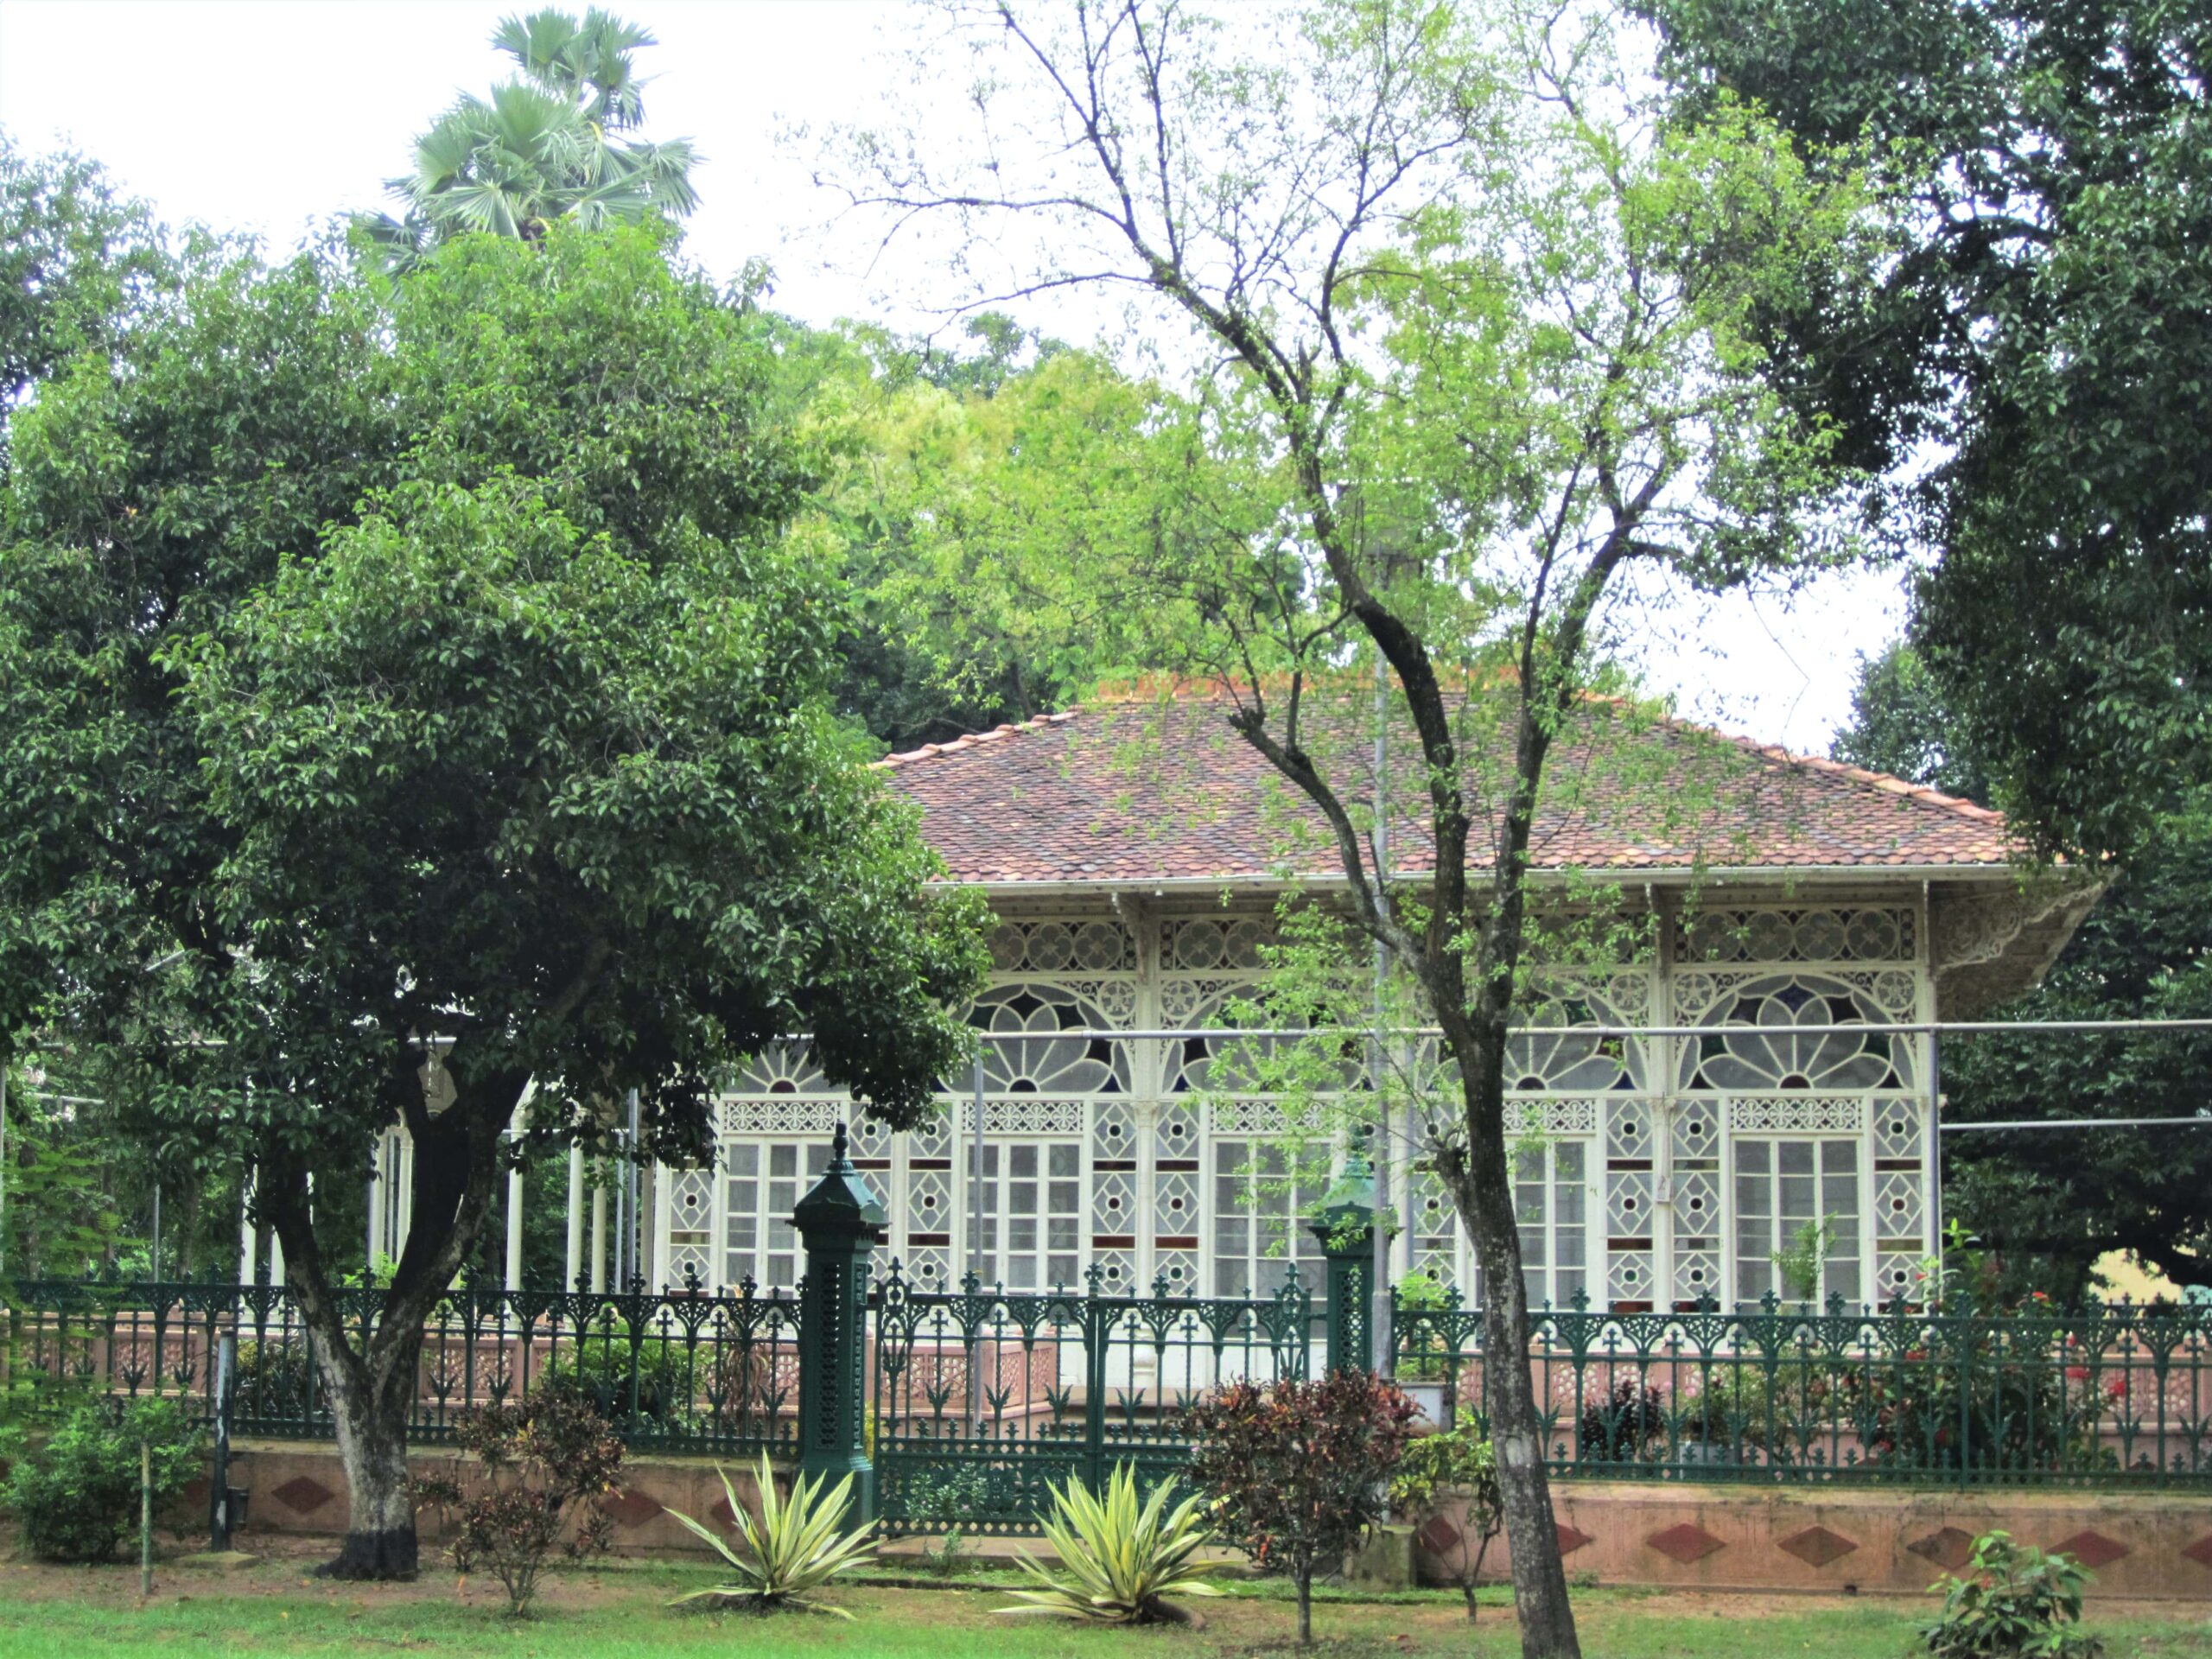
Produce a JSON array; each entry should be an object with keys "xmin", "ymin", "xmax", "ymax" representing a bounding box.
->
[
  {"xmin": 1734, "ymin": 1138, "xmax": 1861, "ymax": 1306},
  {"xmin": 1211, "ymin": 1140, "xmax": 1319, "ymax": 1297},
  {"xmin": 1513, "ymin": 1141, "xmax": 1589, "ymax": 1310},
  {"xmin": 978, "ymin": 1141, "xmax": 1084, "ymax": 1289},
  {"xmin": 721, "ymin": 1141, "xmax": 828, "ymax": 1292}
]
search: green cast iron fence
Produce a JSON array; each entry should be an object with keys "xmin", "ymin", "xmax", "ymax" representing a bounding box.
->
[
  {"xmin": 1391, "ymin": 1287, "xmax": 2212, "ymax": 1487},
  {"xmin": 0, "ymin": 1273, "xmax": 802, "ymax": 1455},
  {"xmin": 868, "ymin": 1260, "xmax": 1313, "ymax": 1535}
]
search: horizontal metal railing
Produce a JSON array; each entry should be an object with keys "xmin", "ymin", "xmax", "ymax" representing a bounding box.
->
[
  {"xmin": 1390, "ymin": 1289, "xmax": 2212, "ymax": 1487},
  {"xmin": 0, "ymin": 1274, "xmax": 803, "ymax": 1454}
]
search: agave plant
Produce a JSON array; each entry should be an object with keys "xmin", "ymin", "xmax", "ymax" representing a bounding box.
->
[
  {"xmin": 1000, "ymin": 1463, "xmax": 1225, "ymax": 1625},
  {"xmin": 664, "ymin": 1454, "xmax": 876, "ymax": 1618}
]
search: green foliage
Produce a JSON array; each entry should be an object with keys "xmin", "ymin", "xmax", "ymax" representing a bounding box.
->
[
  {"xmin": 1922, "ymin": 1530, "xmax": 2103, "ymax": 1658},
  {"xmin": 998, "ymin": 1463, "xmax": 1224, "ymax": 1625},
  {"xmin": 3, "ymin": 1395, "xmax": 202, "ymax": 1563},
  {"xmin": 355, "ymin": 8, "xmax": 697, "ymax": 274},
  {"xmin": 1187, "ymin": 1371, "xmax": 1418, "ymax": 1644},
  {"xmin": 1643, "ymin": 0, "xmax": 2212, "ymax": 863},
  {"xmin": 1390, "ymin": 1427, "xmax": 1503, "ymax": 1619},
  {"xmin": 900, "ymin": 1465, "xmax": 990, "ymax": 1577},
  {"xmin": 663, "ymin": 1454, "xmax": 876, "ymax": 1618},
  {"xmin": 0, "ymin": 223, "xmax": 984, "ymax": 1553},
  {"xmin": 1834, "ymin": 645, "xmax": 2212, "ymax": 1302},
  {"xmin": 0, "ymin": 136, "xmax": 171, "ymax": 478},
  {"xmin": 1771, "ymin": 1214, "xmax": 1837, "ymax": 1304},
  {"xmin": 421, "ymin": 1379, "xmax": 626, "ymax": 1616}
]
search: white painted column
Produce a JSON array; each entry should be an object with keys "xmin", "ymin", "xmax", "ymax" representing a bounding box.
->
[
  {"xmin": 589, "ymin": 1177, "xmax": 608, "ymax": 1294},
  {"xmin": 504, "ymin": 1163, "xmax": 525, "ymax": 1293},
  {"xmin": 564, "ymin": 1144, "xmax": 585, "ymax": 1290},
  {"xmin": 238, "ymin": 1171, "xmax": 257, "ymax": 1285}
]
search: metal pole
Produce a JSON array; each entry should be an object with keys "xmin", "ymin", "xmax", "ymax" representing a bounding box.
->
[
  {"xmin": 1940, "ymin": 1116, "xmax": 2212, "ymax": 1132},
  {"xmin": 625, "ymin": 1088, "xmax": 641, "ymax": 1288},
  {"xmin": 150, "ymin": 1182, "xmax": 161, "ymax": 1282},
  {"xmin": 140, "ymin": 1438, "xmax": 153, "ymax": 1598}
]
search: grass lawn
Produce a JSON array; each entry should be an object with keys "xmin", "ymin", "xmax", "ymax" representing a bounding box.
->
[{"xmin": 1, "ymin": 1551, "xmax": 2208, "ymax": 1659}]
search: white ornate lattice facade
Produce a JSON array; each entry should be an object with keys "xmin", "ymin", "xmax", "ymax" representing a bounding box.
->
[{"xmin": 658, "ymin": 898, "xmax": 1939, "ymax": 1312}]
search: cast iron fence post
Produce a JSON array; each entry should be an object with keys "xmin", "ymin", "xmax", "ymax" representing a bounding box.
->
[
  {"xmin": 793, "ymin": 1122, "xmax": 886, "ymax": 1522},
  {"xmin": 1309, "ymin": 1148, "xmax": 1378, "ymax": 1375}
]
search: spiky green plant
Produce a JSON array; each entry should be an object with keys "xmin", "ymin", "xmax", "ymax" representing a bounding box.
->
[
  {"xmin": 999, "ymin": 1463, "xmax": 1225, "ymax": 1625},
  {"xmin": 663, "ymin": 1454, "xmax": 876, "ymax": 1618}
]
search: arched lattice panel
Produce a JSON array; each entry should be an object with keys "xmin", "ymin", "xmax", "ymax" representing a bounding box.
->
[
  {"xmin": 1675, "ymin": 972, "xmax": 1916, "ymax": 1092},
  {"xmin": 967, "ymin": 982, "xmax": 1132, "ymax": 1096}
]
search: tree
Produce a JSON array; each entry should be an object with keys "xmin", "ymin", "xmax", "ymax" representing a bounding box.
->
[
  {"xmin": 0, "ymin": 135, "xmax": 171, "ymax": 476},
  {"xmin": 1187, "ymin": 1372, "xmax": 1418, "ymax": 1645},
  {"xmin": 0, "ymin": 226, "xmax": 984, "ymax": 1577},
  {"xmin": 1640, "ymin": 0, "xmax": 2212, "ymax": 862},
  {"xmin": 1830, "ymin": 640, "xmax": 1991, "ymax": 807},
  {"xmin": 1834, "ymin": 644, "xmax": 2212, "ymax": 1301},
  {"xmin": 830, "ymin": 5, "xmax": 1862, "ymax": 1652},
  {"xmin": 356, "ymin": 7, "xmax": 699, "ymax": 275}
]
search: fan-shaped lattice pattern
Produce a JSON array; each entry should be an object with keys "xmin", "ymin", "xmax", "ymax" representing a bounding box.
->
[
  {"xmin": 969, "ymin": 984, "xmax": 1129, "ymax": 1095},
  {"xmin": 1679, "ymin": 974, "xmax": 1914, "ymax": 1091}
]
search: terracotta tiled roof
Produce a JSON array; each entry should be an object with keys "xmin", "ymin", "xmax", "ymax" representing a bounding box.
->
[{"xmin": 880, "ymin": 688, "xmax": 2015, "ymax": 886}]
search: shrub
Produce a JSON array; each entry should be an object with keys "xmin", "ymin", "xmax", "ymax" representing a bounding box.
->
[
  {"xmin": 1186, "ymin": 1371, "xmax": 1418, "ymax": 1645},
  {"xmin": 1577, "ymin": 1376, "xmax": 1665, "ymax": 1463},
  {"xmin": 418, "ymin": 1378, "xmax": 625, "ymax": 1615},
  {"xmin": 1392, "ymin": 1270, "xmax": 1458, "ymax": 1382},
  {"xmin": 1922, "ymin": 1529, "xmax": 2103, "ymax": 1657},
  {"xmin": 1390, "ymin": 1427, "xmax": 1502, "ymax": 1620},
  {"xmin": 901, "ymin": 1465, "xmax": 991, "ymax": 1577},
  {"xmin": 539, "ymin": 1319, "xmax": 694, "ymax": 1424},
  {"xmin": 999, "ymin": 1463, "xmax": 1224, "ymax": 1624},
  {"xmin": 5, "ymin": 1395, "xmax": 204, "ymax": 1563},
  {"xmin": 664, "ymin": 1453, "xmax": 876, "ymax": 1618}
]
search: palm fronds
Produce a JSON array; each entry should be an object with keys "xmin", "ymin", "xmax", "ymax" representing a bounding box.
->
[
  {"xmin": 999, "ymin": 1463, "xmax": 1225, "ymax": 1624},
  {"xmin": 663, "ymin": 1453, "xmax": 876, "ymax": 1618}
]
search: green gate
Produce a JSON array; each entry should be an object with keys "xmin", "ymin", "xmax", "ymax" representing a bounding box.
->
[{"xmin": 868, "ymin": 1262, "xmax": 1313, "ymax": 1535}]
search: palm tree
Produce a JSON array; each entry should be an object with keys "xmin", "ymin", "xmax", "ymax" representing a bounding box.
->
[{"xmin": 357, "ymin": 7, "xmax": 698, "ymax": 274}]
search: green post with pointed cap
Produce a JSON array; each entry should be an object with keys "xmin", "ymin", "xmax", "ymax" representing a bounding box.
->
[
  {"xmin": 793, "ymin": 1122, "xmax": 887, "ymax": 1521},
  {"xmin": 1309, "ymin": 1146, "xmax": 1378, "ymax": 1374}
]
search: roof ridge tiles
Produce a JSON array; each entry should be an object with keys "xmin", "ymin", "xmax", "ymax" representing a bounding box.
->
[{"xmin": 877, "ymin": 707, "xmax": 1081, "ymax": 771}]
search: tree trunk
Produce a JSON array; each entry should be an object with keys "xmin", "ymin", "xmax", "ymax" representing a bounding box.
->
[
  {"xmin": 1295, "ymin": 1567, "xmax": 1313, "ymax": 1645},
  {"xmin": 1455, "ymin": 1141, "xmax": 1581, "ymax": 1659},
  {"xmin": 315, "ymin": 1336, "xmax": 429, "ymax": 1579}
]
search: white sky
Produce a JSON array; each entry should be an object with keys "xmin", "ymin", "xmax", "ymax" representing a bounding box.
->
[{"xmin": 0, "ymin": 0, "xmax": 1905, "ymax": 755}]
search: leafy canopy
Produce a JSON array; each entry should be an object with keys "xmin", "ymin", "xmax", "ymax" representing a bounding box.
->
[
  {"xmin": 1642, "ymin": 0, "xmax": 2212, "ymax": 861},
  {"xmin": 0, "ymin": 226, "xmax": 983, "ymax": 1319}
]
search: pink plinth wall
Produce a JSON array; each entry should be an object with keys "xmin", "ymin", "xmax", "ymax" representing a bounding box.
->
[
  {"xmin": 1415, "ymin": 1479, "xmax": 2212, "ymax": 1599},
  {"xmin": 207, "ymin": 1440, "xmax": 2212, "ymax": 1599}
]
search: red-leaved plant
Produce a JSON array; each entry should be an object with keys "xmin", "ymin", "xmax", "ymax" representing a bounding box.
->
[
  {"xmin": 414, "ymin": 1378, "xmax": 625, "ymax": 1615},
  {"xmin": 1185, "ymin": 1371, "xmax": 1418, "ymax": 1644}
]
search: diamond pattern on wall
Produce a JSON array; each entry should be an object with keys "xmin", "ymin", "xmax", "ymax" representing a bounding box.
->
[
  {"xmin": 1556, "ymin": 1522, "xmax": 1594, "ymax": 1556},
  {"xmin": 2183, "ymin": 1535, "xmax": 2212, "ymax": 1569},
  {"xmin": 270, "ymin": 1474, "xmax": 337, "ymax": 1515},
  {"xmin": 1646, "ymin": 1523, "xmax": 1726, "ymax": 1564},
  {"xmin": 600, "ymin": 1488, "xmax": 664, "ymax": 1528},
  {"xmin": 1777, "ymin": 1525, "xmax": 1859, "ymax": 1568},
  {"xmin": 1908, "ymin": 1528, "xmax": 1977, "ymax": 1572},
  {"xmin": 2051, "ymin": 1530, "xmax": 2128, "ymax": 1570},
  {"xmin": 1420, "ymin": 1515, "xmax": 1462, "ymax": 1556}
]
